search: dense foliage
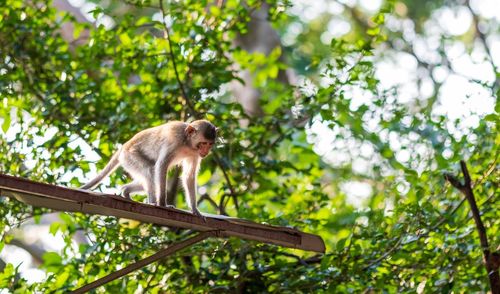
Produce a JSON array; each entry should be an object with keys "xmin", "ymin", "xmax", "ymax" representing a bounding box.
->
[{"xmin": 0, "ymin": 0, "xmax": 498, "ymax": 292}]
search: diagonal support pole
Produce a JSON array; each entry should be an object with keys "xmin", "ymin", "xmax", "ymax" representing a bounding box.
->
[{"xmin": 71, "ymin": 231, "xmax": 217, "ymax": 294}]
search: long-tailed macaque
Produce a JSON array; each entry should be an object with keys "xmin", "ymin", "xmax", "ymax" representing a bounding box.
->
[{"xmin": 81, "ymin": 120, "xmax": 217, "ymax": 218}]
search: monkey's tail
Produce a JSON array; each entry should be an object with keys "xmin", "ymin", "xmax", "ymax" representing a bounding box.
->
[{"xmin": 80, "ymin": 149, "xmax": 121, "ymax": 190}]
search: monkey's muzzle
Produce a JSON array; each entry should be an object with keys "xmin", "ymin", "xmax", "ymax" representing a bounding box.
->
[{"xmin": 198, "ymin": 146, "xmax": 211, "ymax": 158}]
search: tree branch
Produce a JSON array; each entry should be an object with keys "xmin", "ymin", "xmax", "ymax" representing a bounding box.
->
[
  {"xmin": 465, "ymin": 0, "xmax": 500, "ymax": 89},
  {"xmin": 212, "ymin": 151, "xmax": 239, "ymax": 212},
  {"xmin": 197, "ymin": 193, "xmax": 220, "ymax": 211},
  {"xmin": 158, "ymin": 0, "xmax": 196, "ymax": 114},
  {"xmin": 363, "ymin": 237, "xmax": 403, "ymax": 270},
  {"xmin": 445, "ymin": 160, "xmax": 500, "ymax": 293}
]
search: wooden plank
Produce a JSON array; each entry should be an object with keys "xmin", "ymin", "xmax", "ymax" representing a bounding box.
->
[{"xmin": 0, "ymin": 174, "xmax": 325, "ymax": 253}]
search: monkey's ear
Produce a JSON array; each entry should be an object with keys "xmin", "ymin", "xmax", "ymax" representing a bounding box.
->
[{"xmin": 185, "ymin": 125, "xmax": 197, "ymax": 136}]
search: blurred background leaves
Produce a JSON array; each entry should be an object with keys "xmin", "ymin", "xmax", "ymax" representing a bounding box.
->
[{"xmin": 0, "ymin": 0, "xmax": 498, "ymax": 292}]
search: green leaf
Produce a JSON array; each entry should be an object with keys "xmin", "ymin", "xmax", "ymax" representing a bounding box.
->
[
  {"xmin": 484, "ymin": 114, "xmax": 497, "ymax": 122},
  {"xmin": 366, "ymin": 27, "xmax": 380, "ymax": 36},
  {"xmin": 55, "ymin": 271, "xmax": 69, "ymax": 288},
  {"xmin": 42, "ymin": 252, "xmax": 62, "ymax": 267},
  {"xmin": 268, "ymin": 64, "xmax": 279, "ymax": 79},
  {"xmin": 269, "ymin": 46, "xmax": 282, "ymax": 60},
  {"xmin": 336, "ymin": 237, "xmax": 347, "ymax": 251},
  {"xmin": 33, "ymin": 214, "xmax": 42, "ymax": 224},
  {"xmin": 49, "ymin": 222, "xmax": 60, "ymax": 235},
  {"xmin": 119, "ymin": 33, "xmax": 132, "ymax": 46},
  {"xmin": 0, "ymin": 263, "xmax": 15, "ymax": 287},
  {"xmin": 209, "ymin": 6, "xmax": 221, "ymax": 17},
  {"xmin": 198, "ymin": 169, "xmax": 212, "ymax": 186},
  {"xmin": 372, "ymin": 13, "xmax": 385, "ymax": 25},
  {"xmin": 1, "ymin": 111, "xmax": 10, "ymax": 133},
  {"xmin": 90, "ymin": 7, "xmax": 104, "ymax": 20}
]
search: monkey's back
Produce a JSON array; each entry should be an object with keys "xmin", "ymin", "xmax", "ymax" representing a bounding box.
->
[{"xmin": 122, "ymin": 121, "xmax": 187, "ymax": 162}]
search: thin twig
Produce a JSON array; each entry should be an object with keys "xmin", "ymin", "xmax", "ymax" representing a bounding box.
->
[
  {"xmin": 212, "ymin": 151, "xmax": 239, "ymax": 211},
  {"xmin": 123, "ymin": 0, "xmax": 159, "ymax": 10},
  {"xmin": 465, "ymin": 0, "xmax": 500, "ymax": 89},
  {"xmin": 363, "ymin": 237, "xmax": 403, "ymax": 270},
  {"xmin": 430, "ymin": 197, "xmax": 467, "ymax": 231},
  {"xmin": 473, "ymin": 157, "xmax": 498, "ymax": 188},
  {"xmin": 338, "ymin": 224, "xmax": 357, "ymax": 264},
  {"xmin": 158, "ymin": 0, "xmax": 196, "ymax": 114},
  {"xmin": 197, "ymin": 193, "xmax": 219, "ymax": 211}
]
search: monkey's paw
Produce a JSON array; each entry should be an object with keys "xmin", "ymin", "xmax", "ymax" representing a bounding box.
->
[
  {"xmin": 122, "ymin": 194, "xmax": 131, "ymax": 200},
  {"xmin": 192, "ymin": 209, "xmax": 207, "ymax": 223}
]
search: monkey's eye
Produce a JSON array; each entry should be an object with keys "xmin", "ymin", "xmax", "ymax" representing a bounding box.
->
[{"xmin": 196, "ymin": 142, "xmax": 213, "ymax": 149}]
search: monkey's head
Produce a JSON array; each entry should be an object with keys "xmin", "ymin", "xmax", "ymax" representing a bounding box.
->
[{"xmin": 185, "ymin": 120, "xmax": 218, "ymax": 158}]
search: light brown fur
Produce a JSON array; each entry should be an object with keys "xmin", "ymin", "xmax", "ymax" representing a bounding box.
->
[{"xmin": 81, "ymin": 120, "xmax": 217, "ymax": 218}]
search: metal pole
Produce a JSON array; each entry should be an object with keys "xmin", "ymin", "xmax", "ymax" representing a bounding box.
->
[{"xmin": 71, "ymin": 231, "xmax": 216, "ymax": 293}]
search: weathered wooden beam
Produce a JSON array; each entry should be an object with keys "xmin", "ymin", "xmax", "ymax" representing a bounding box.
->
[{"xmin": 0, "ymin": 174, "xmax": 325, "ymax": 253}]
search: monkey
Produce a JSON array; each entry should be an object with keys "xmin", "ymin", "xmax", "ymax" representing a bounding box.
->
[{"xmin": 81, "ymin": 119, "xmax": 217, "ymax": 219}]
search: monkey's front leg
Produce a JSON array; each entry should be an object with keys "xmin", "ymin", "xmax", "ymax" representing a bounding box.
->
[
  {"xmin": 154, "ymin": 155, "xmax": 170, "ymax": 206},
  {"xmin": 182, "ymin": 159, "xmax": 205, "ymax": 221},
  {"xmin": 157, "ymin": 174, "xmax": 170, "ymax": 207}
]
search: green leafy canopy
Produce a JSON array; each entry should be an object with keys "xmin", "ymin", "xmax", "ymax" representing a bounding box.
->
[{"xmin": 0, "ymin": 0, "xmax": 498, "ymax": 292}]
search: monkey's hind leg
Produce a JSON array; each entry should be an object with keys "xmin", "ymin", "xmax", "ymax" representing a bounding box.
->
[
  {"xmin": 120, "ymin": 152, "xmax": 155, "ymax": 205},
  {"xmin": 120, "ymin": 181, "xmax": 144, "ymax": 200}
]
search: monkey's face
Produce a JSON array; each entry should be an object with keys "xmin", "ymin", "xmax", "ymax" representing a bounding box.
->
[
  {"xmin": 186, "ymin": 120, "xmax": 217, "ymax": 158},
  {"xmin": 196, "ymin": 141, "xmax": 214, "ymax": 158}
]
